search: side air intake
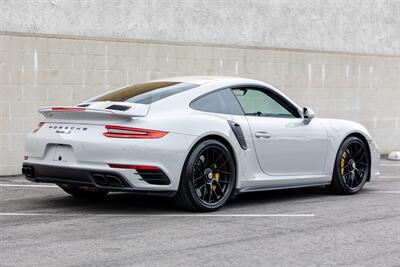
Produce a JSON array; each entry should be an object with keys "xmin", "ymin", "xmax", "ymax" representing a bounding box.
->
[{"xmin": 228, "ymin": 120, "xmax": 247, "ymax": 150}]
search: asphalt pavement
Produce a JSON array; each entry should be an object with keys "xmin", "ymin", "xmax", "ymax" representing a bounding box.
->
[{"xmin": 0, "ymin": 159, "xmax": 399, "ymax": 266}]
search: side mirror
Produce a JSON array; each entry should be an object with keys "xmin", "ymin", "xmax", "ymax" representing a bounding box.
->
[{"xmin": 303, "ymin": 107, "xmax": 315, "ymax": 124}]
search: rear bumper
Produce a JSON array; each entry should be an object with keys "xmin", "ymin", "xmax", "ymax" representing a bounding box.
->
[
  {"xmin": 24, "ymin": 126, "xmax": 198, "ymax": 191},
  {"xmin": 22, "ymin": 163, "xmax": 176, "ymax": 196}
]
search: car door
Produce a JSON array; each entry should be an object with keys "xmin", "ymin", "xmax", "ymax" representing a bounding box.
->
[{"xmin": 232, "ymin": 87, "xmax": 328, "ymax": 176}]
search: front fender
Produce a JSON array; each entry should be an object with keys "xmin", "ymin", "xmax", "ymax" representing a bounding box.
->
[{"xmin": 319, "ymin": 118, "xmax": 380, "ymax": 180}]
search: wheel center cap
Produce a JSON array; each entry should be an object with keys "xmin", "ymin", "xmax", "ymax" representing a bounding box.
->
[
  {"xmin": 204, "ymin": 168, "xmax": 214, "ymax": 180},
  {"xmin": 348, "ymin": 159, "xmax": 357, "ymax": 170},
  {"xmin": 351, "ymin": 162, "xmax": 357, "ymax": 169}
]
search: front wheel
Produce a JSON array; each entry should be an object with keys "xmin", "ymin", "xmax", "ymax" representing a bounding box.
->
[
  {"xmin": 329, "ymin": 136, "xmax": 370, "ymax": 194},
  {"xmin": 174, "ymin": 139, "xmax": 236, "ymax": 212},
  {"xmin": 58, "ymin": 184, "xmax": 109, "ymax": 198}
]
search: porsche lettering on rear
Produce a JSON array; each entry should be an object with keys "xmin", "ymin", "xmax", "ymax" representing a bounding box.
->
[{"xmin": 49, "ymin": 125, "xmax": 88, "ymax": 134}]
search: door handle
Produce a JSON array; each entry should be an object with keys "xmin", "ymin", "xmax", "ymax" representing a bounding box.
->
[{"xmin": 255, "ymin": 132, "xmax": 271, "ymax": 138}]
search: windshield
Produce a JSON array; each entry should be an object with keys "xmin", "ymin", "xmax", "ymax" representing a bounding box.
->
[{"xmin": 91, "ymin": 82, "xmax": 199, "ymax": 104}]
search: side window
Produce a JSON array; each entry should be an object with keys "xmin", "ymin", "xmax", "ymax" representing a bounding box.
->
[
  {"xmin": 190, "ymin": 89, "xmax": 244, "ymax": 115},
  {"xmin": 232, "ymin": 88, "xmax": 299, "ymax": 118}
]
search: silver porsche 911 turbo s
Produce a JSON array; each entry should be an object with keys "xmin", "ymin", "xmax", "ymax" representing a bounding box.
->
[{"xmin": 22, "ymin": 76, "xmax": 380, "ymax": 211}]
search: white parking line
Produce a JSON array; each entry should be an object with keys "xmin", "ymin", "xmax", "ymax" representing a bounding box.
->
[
  {"xmin": 380, "ymin": 164, "xmax": 400, "ymax": 167},
  {"xmin": 367, "ymin": 190, "xmax": 400, "ymax": 194},
  {"xmin": 378, "ymin": 176, "xmax": 400, "ymax": 179},
  {"xmin": 0, "ymin": 213, "xmax": 315, "ymax": 217},
  {"xmin": 0, "ymin": 184, "xmax": 58, "ymax": 188}
]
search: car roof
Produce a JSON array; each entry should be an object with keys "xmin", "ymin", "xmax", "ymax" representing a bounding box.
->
[
  {"xmin": 151, "ymin": 76, "xmax": 261, "ymax": 85},
  {"xmin": 140, "ymin": 75, "xmax": 303, "ymax": 117}
]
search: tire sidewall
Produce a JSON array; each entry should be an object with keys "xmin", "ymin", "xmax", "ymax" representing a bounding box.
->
[
  {"xmin": 334, "ymin": 136, "xmax": 370, "ymax": 194},
  {"xmin": 183, "ymin": 139, "xmax": 236, "ymax": 211}
]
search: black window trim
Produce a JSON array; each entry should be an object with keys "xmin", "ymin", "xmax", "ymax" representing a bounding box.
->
[{"xmin": 230, "ymin": 85, "xmax": 302, "ymax": 118}]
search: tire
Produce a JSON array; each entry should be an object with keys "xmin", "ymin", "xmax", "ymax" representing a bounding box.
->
[
  {"xmin": 174, "ymin": 139, "xmax": 236, "ymax": 212},
  {"xmin": 58, "ymin": 184, "xmax": 109, "ymax": 198},
  {"xmin": 329, "ymin": 136, "xmax": 370, "ymax": 194}
]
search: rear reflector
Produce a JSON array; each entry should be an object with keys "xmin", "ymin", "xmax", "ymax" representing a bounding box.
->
[
  {"xmin": 108, "ymin": 164, "xmax": 160, "ymax": 171},
  {"xmin": 51, "ymin": 107, "xmax": 86, "ymax": 111},
  {"xmin": 23, "ymin": 156, "xmax": 28, "ymax": 160},
  {"xmin": 104, "ymin": 125, "xmax": 168, "ymax": 139}
]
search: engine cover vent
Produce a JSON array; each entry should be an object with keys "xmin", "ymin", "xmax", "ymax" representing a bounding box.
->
[{"xmin": 106, "ymin": 104, "xmax": 131, "ymax": 111}]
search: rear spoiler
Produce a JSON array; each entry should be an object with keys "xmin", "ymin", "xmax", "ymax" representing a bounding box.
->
[{"xmin": 39, "ymin": 105, "xmax": 148, "ymax": 119}]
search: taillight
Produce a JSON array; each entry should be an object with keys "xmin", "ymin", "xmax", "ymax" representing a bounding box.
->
[
  {"xmin": 103, "ymin": 125, "xmax": 168, "ymax": 139},
  {"xmin": 51, "ymin": 107, "xmax": 86, "ymax": 111},
  {"xmin": 33, "ymin": 122, "xmax": 44, "ymax": 133}
]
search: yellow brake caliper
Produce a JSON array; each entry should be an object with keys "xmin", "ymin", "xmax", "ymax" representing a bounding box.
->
[
  {"xmin": 211, "ymin": 163, "xmax": 219, "ymax": 191},
  {"xmin": 341, "ymin": 151, "xmax": 346, "ymax": 177}
]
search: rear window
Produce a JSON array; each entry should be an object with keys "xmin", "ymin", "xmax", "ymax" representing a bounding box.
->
[{"xmin": 91, "ymin": 82, "xmax": 199, "ymax": 104}]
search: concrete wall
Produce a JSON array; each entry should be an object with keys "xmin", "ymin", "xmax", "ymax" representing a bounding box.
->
[
  {"xmin": 1, "ymin": 0, "xmax": 399, "ymax": 55},
  {"xmin": 1, "ymin": 33, "xmax": 399, "ymax": 175},
  {"xmin": 1, "ymin": 0, "xmax": 400, "ymax": 175}
]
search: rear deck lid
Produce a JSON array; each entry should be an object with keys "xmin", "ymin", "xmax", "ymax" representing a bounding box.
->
[{"xmin": 39, "ymin": 102, "xmax": 148, "ymax": 124}]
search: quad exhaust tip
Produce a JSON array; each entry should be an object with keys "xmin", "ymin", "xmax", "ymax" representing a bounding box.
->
[
  {"xmin": 92, "ymin": 173, "xmax": 125, "ymax": 187},
  {"xmin": 22, "ymin": 166, "xmax": 34, "ymax": 178}
]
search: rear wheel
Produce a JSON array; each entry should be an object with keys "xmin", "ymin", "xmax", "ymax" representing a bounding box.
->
[
  {"xmin": 58, "ymin": 184, "xmax": 109, "ymax": 198},
  {"xmin": 330, "ymin": 136, "xmax": 370, "ymax": 194},
  {"xmin": 174, "ymin": 139, "xmax": 236, "ymax": 212}
]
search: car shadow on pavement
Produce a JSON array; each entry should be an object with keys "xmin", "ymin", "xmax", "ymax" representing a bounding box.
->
[
  {"xmin": 229, "ymin": 186, "xmax": 330, "ymax": 208},
  {"xmin": 29, "ymin": 185, "xmax": 331, "ymax": 214}
]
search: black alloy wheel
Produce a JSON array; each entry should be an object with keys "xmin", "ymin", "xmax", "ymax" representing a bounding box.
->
[
  {"xmin": 330, "ymin": 136, "xmax": 370, "ymax": 194},
  {"xmin": 174, "ymin": 139, "xmax": 236, "ymax": 211}
]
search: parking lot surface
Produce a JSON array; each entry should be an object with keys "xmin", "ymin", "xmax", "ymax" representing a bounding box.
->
[{"xmin": 0, "ymin": 159, "xmax": 399, "ymax": 266}]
